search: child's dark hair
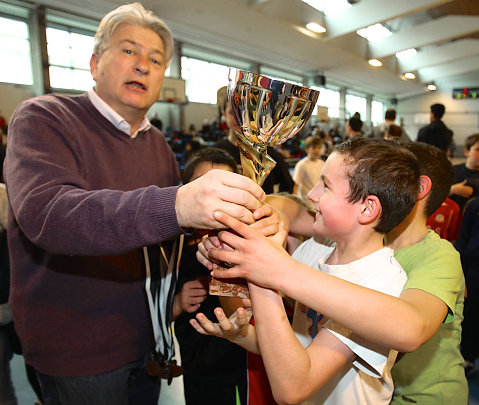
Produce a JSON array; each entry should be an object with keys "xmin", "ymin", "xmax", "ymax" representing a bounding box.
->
[
  {"xmin": 386, "ymin": 124, "xmax": 402, "ymax": 138},
  {"xmin": 465, "ymin": 133, "xmax": 479, "ymax": 151},
  {"xmin": 182, "ymin": 147, "xmax": 238, "ymax": 184},
  {"xmin": 404, "ymin": 142, "xmax": 454, "ymax": 217},
  {"xmin": 335, "ymin": 138, "xmax": 420, "ymax": 234},
  {"xmin": 304, "ymin": 135, "xmax": 323, "ymax": 149}
]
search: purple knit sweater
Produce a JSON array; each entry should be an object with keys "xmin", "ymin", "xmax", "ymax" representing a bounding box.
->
[{"xmin": 4, "ymin": 93, "xmax": 183, "ymax": 376}]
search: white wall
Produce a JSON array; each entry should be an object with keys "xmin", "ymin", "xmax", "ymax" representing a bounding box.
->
[
  {"xmin": 0, "ymin": 82, "xmax": 36, "ymax": 124},
  {"xmin": 396, "ymin": 83, "xmax": 479, "ymax": 153}
]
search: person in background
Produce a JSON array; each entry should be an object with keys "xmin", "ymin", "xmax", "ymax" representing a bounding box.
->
[
  {"xmin": 371, "ymin": 108, "xmax": 410, "ymax": 143},
  {"xmin": 384, "ymin": 124, "xmax": 403, "ymax": 142},
  {"xmin": 198, "ymin": 141, "xmax": 467, "ymax": 405},
  {"xmin": 344, "ymin": 116, "xmax": 363, "ymax": 139},
  {"xmin": 215, "ymin": 100, "xmax": 294, "ymax": 195},
  {"xmin": 292, "ymin": 135, "xmax": 324, "ymax": 204},
  {"xmin": 450, "ymin": 133, "xmax": 479, "ymax": 211},
  {"xmin": 456, "ymin": 196, "xmax": 479, "ymax": 374},
  {"xmin": 417, "ymin": 103, "xmax": 453, "ymax": 153},
  {"xmin": 3, "ymin": 3, "xmax": 273, "ymax": 404}
]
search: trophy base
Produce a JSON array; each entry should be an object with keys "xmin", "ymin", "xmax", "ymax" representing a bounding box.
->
[{"xmin": 209, "ymin": 276, "xmax": 250, "ymax": 298}]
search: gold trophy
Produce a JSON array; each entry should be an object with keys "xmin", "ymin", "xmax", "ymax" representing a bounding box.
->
[{"xmin": 210, "ymin": 68, "xmax": 319, "ymax": 298}]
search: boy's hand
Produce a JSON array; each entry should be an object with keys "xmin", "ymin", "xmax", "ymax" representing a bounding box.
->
[
  {"xmin": 206, "ymin": 211, "xmax": 291, "ymax": 290},
  {"xmin": 450, "ymin": 180, "xmax": 473, "ymax": 198},
  {"xmin": 251, "ymin": 203, "xmax": 290, "ymax": 239},
  {"xmin": 190, "ymin": 305, "xmax": 252, "ymax": 341},
  {"xmin": 172, "ymin": 278, "xmax": 208, "ymax": 319}
]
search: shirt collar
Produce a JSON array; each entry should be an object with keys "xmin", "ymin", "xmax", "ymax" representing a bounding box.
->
[{"xmin": 88, "ymin": 88, "xmax": 151, "ymax": 138}]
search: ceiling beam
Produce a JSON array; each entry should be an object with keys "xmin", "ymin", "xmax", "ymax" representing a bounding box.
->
[
  {"xmin": 324, "ymin": 0, "xmax": 453, "ymax": 39},
  {"xmin": 398, "ymin": 39, "xmax": 479, "ymax": 72},
  {"xmin": 418, "ymin": 55, "xmax": 479, "ymax": 82},
  {"xmin": 370, "ymin": 15, "xmax": 479, "ymax": 59}
]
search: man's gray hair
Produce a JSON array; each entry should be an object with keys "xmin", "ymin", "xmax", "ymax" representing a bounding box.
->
[{"xmin": 93, "ymin": 2, "xmax": 174, "ymax": 66}]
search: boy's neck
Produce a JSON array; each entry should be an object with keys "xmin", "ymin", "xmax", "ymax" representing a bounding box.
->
[
  {"xmin": 385, "ymin": 204, "xmax": 428, "ymax": 250},
  {"xmin": 328, "ymin": 232, "xmax": 385, "ymax": 265}
]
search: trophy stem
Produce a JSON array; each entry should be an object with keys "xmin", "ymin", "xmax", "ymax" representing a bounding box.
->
[{"xmin": 235, "ymin": 131, "xmax": 277, "ymax": 186}]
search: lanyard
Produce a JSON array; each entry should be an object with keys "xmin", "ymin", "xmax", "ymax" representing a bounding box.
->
[{"xmin": 143, "ymin": 234, "xmax": 184, "ymax": 359}]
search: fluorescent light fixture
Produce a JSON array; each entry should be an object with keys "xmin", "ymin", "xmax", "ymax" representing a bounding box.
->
[
  {"xmin": 396, "ymin": 48, "xmax": 417, "ymax": 59},
  {"xmin": 357, "ymin": 24, "xmax": 392, "ymax": 42},
  {"xmin": 368, "ymin": 59, "xmax": 383, "ymax": 67},
  {"xmin": 301, "ymin": 0, "xmax": 351, "ymax": 16},
  {"xmin": 306, "ymin": 22, "xmax": 326, "ymax": 33},
  {"xmin": 404, "ymin": 72, "xmax": 416, "ymax": 80},
  {"xmin": 427, "ymin": 83, "xmax": 437, "ymax": 91}
]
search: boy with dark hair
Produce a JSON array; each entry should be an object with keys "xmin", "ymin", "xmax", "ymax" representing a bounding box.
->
[
  {"xmin": 193, "ymin": 138, "xmax": 420, "ymax": 404},
  {"xmin": 450, "ymin": 133, "xmax": 479, "ymax": 210},
  {"xmin": 293, "ymin": 135, "xmax": 324, "ymax": 203},
  {"xmin": 197, "ymin": 141, "xmax": 467, "ymax": 405}
]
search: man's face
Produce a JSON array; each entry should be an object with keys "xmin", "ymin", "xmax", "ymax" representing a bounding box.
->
[{"xmin": 90, "ymin": 24, "xmax": 166, "ymax": 121}]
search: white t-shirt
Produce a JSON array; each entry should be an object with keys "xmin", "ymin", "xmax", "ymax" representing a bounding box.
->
[
  {"xmin": 293, "ymin": 157, "xmax": 325, "ymax": 202},
  {"xmin": 291, "ymin": 237, "xmax": 407, "ymax": 405}
]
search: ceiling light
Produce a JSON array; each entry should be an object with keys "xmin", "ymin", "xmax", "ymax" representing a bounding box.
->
[
  {"xmin": 404, "ymin": 72, "xmax": 416, "ymax": 80},
  {"xmin": 368, "ymin": 59, "xmax": 382, "ymax": 67},
  {"xmin": 396, "ymin": 48, "xmax": 417, "ymax": 59},
  {"xmin": 427, "ymin": 83, "xmax": 437, "ymax": 91},
  {"xmin": 357, "ymin": 24, "xmax": 392, "ymax": 42},
  {"xmin": 306, "ymin": 22, "xmax": 326, "ymax": 33}
]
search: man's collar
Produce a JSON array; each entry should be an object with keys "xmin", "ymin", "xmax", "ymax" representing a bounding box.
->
[{"xmin": 88, "ymin": 88, "xmax": 151, "ymax": 138}]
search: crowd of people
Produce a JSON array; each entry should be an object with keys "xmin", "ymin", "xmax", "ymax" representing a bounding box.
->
[{"xmin": 0, "ymin": 2, "xmax": 478, "ymax": 405}]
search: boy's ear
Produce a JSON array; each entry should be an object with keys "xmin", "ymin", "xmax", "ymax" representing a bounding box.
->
[
  {"xmin": 418, "ymin": 175, "xmax": 432, "ymax": 201},
  {"xmin": 358, "ymin": 195, "xmax": 381, "ymax": 226}
]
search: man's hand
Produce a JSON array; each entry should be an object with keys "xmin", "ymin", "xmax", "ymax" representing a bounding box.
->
[
  {"xmin": 175, "ymin": 169, "xmax": 266, "ymax": 229},
  {"xmin": 172, "ymin": 277, "xmax": 208, "ymax": 320},
  {"xmin": 450, "ymin": 180, "xmax": 473, "ymax": 198}
]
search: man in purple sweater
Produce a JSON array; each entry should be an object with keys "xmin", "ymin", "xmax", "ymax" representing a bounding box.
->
[{"xmin": 3, "ymin": 3, "xmax": 269, "ymax": 404}]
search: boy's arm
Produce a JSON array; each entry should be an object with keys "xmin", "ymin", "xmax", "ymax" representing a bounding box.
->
[
  {"xmin": 206, "ymin": 211, "xmax": 448, "ymax": 352},
  {"xmin": 249, "ymin": 283, "xmax": 354, "ymax": 404},
  {"xmin": 450, "ymin": 180, "xmax": 473, "ymax": 198}
]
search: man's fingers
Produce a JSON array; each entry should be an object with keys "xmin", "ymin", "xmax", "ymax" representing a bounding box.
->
[{"xmin": 218, "ymin": 171, "xmax": 266, "ymax": 204}]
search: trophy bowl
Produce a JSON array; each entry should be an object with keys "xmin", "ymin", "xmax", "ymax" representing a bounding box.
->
[
  {"xmin": 228, "ymin": 68, "xmax": 320, "ymax": 186},
  {"xmin": 209, "ymin": 68, "xmax": 320, "ymax": 298}
]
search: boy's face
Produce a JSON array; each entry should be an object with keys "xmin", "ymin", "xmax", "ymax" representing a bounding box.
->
[
  {"xmin": 465, "ymin": 141, "xmax": 479, "ymax": 170},
  {"xmin": 307, "ymin": 145, "xmax": 322, "ymax": 160},
  {"xmin": 308, "ymin": 152, "xmax": 362, "ymax": 241}
]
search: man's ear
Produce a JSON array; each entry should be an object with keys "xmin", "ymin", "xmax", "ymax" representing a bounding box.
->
[
  {"xmin": 418, "ymin": 175, "xmax": 432, "ymax": 201},
  {"xmin": 358, "ymin": 195, "xmax": 381, "ymax": 226},
  {"xmin": 90, "ymin": 54, "xmax": 99, "ymax": 81}
]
